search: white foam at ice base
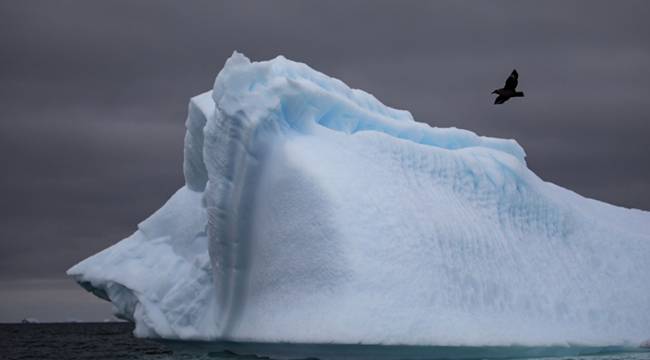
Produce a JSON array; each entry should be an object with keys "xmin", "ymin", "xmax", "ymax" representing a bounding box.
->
[{"xmin": 68, "ymin": 52, "xmax": 650, "ymax": 346}]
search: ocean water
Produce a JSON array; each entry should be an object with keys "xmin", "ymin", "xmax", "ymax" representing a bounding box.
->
[{"xmin": 1, "ymin": 322, "xmax": 649, "ymax": 360}]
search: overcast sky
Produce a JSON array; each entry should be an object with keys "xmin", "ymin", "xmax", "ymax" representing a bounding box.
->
[{"xmin": 1, "ymin": 1, "xmax": 649, "ymax": 322}]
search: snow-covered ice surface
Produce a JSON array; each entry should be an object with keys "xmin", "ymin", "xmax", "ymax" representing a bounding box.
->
[{"xmin": 68, "ymin": 52, "xmax": 650, "ymax": 346}]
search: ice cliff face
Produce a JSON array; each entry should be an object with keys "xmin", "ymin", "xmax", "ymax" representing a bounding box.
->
[{"xmin": 68, "ymin": 52, "xmax": 650, "ymax": 346}]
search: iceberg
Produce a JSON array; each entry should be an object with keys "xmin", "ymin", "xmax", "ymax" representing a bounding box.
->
[{"xmin": 68, "ymin": 52, "xmax": 650, "ymax": 346}]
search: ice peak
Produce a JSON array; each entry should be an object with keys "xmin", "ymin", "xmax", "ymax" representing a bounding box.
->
[{"xmin": 224, "ymin": 50, "xmax": 251, "ymax": 68}]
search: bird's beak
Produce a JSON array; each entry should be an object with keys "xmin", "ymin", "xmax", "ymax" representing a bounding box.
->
[{"xmin": 491, "ymin": 90, "xmax": 497, "ymax": 94}]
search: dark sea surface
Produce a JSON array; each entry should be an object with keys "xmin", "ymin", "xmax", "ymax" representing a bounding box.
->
[{"xmin": 2, "ymin": 322, "xmax": 650, "ymax": 360}]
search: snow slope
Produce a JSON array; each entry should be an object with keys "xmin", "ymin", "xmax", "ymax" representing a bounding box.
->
[{"xmin": 68, "ymin": 52, "xmax": 650, "ymax": 346}]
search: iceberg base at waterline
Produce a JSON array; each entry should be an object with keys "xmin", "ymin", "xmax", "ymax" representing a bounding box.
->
[{"xmin": 68, "ymin": 52, "xmax": 650, "ymax": 347}]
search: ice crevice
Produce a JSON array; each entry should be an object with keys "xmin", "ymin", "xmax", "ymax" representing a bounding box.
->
[{"xmin": 68, "ymin": 52, "xmax": 650, "ymax": 346}]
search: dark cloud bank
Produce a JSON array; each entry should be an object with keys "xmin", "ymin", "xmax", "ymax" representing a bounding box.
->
[{"xmin": 1, "ymin": 1, "xmax": 649, "ymax": 321}]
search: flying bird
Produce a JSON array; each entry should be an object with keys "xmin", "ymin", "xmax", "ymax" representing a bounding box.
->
[{"xmin": 492, "ymin": 70, "xmax": 524, "ymax": 104}]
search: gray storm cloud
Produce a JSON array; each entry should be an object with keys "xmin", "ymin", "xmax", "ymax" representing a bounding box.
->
[{"xmin": 1, "ymin": 0, "xmax": 649, "ymax": 321}]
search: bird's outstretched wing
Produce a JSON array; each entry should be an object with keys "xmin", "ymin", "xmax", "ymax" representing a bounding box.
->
[
  {"xmin": 504, "ymin": 69, "xmax": 518, "ymax": 90},
  {"xmin": 494, "ymin": 95, "xmax": 510, "ymax": 104}
]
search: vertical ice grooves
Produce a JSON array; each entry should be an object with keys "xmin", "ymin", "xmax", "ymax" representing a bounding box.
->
[
  {"xmin": 184, "ymin": 92, "xmax": 213, "ymax": 192},
  {"xmin": 204, "ymin": 106, "xmax": 258, "ymax": 337}
]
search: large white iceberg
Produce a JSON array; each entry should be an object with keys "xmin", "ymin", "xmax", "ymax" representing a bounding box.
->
[{"xmin": 68, "ymin": 52, "xmax": 650, "ymax": 346}]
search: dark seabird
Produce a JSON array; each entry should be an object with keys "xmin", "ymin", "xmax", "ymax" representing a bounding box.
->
[{"xmin": 492, "ymin": 70, "xmax": 524, "ymax": 104}]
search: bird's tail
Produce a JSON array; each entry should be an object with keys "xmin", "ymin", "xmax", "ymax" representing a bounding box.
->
[{"xmin": 514, "ymin": 91, "xmax": 524, "ymax": 97}]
